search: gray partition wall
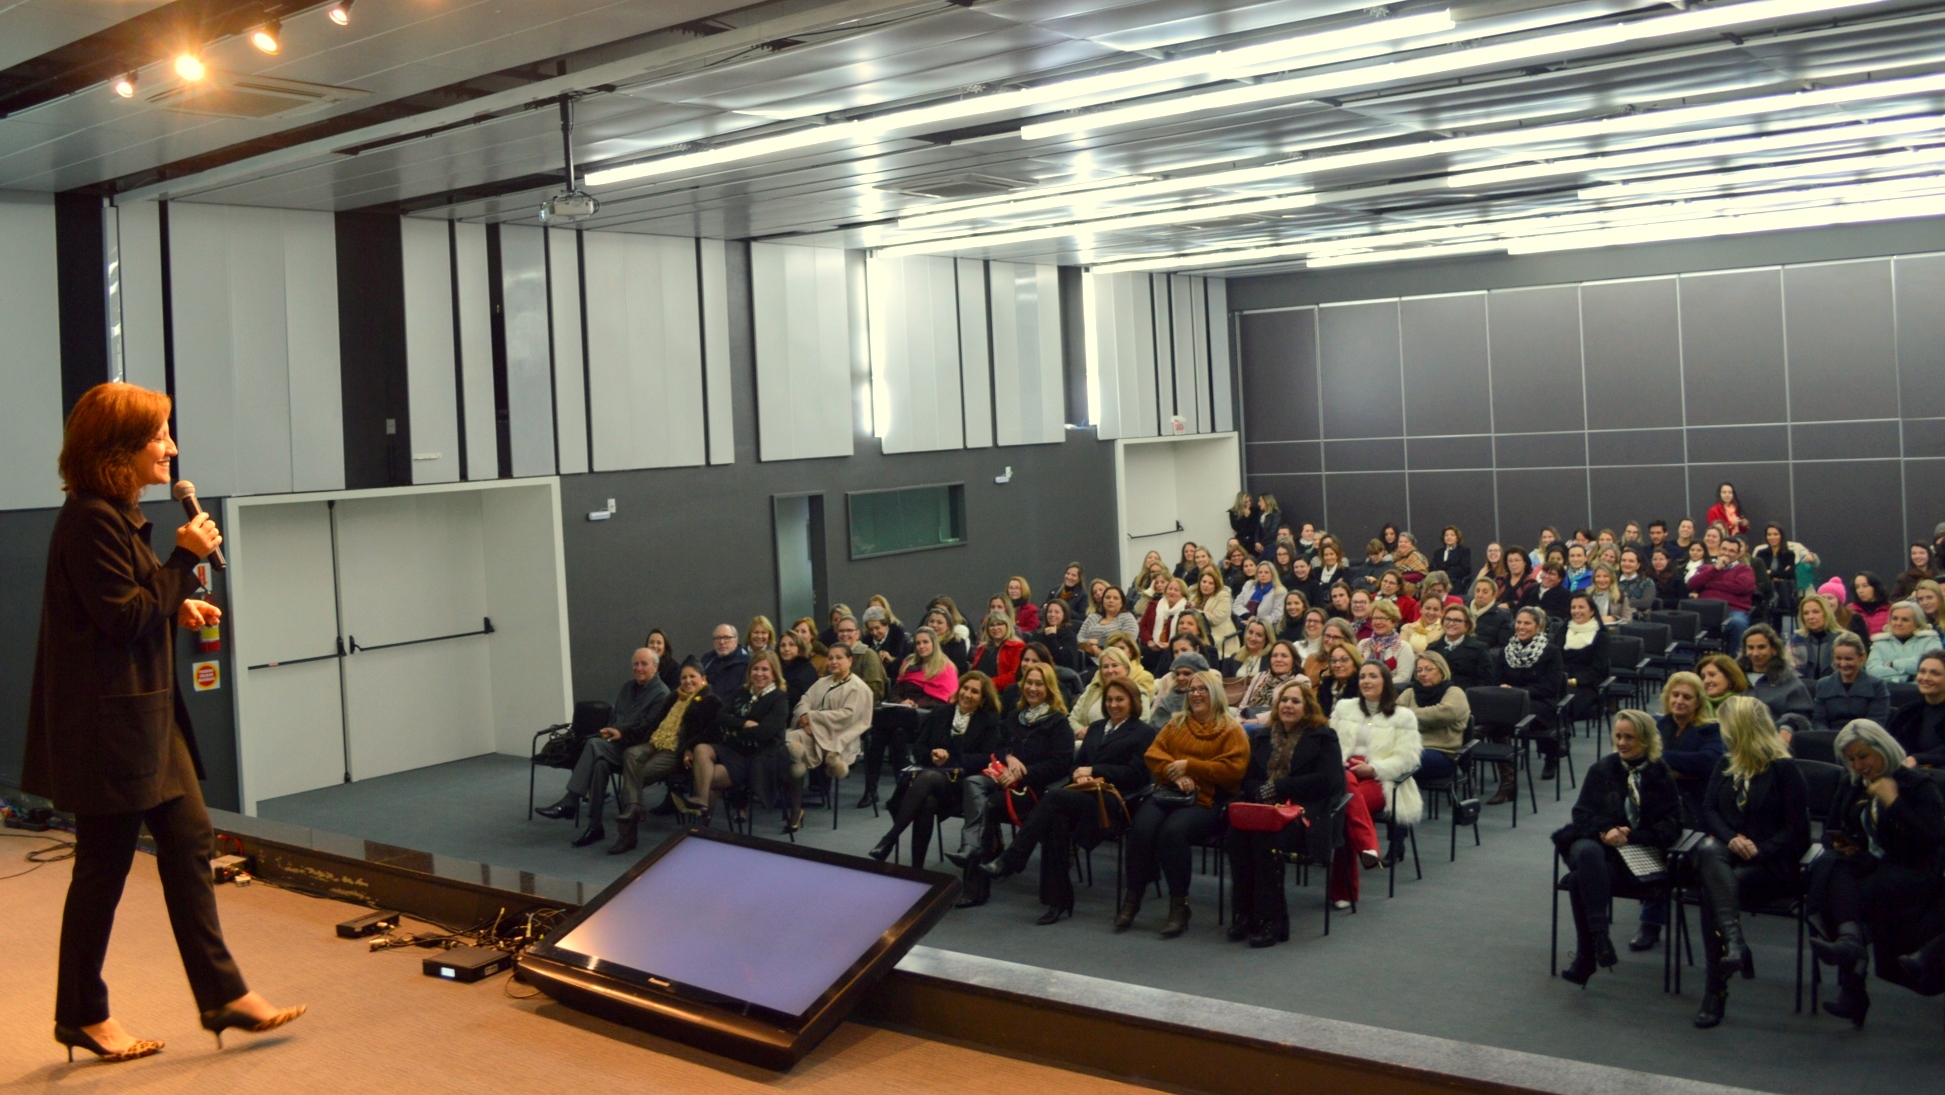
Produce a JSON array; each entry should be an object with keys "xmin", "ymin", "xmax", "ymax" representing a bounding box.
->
[{"xmin": 1236, "ymin": 252, "xmax": 1945, "ymax": 583}]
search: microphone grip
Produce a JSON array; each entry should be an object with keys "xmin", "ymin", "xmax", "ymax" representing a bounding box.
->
[{"xmin": 178, "ymin": 495, "xmax": 228, "ymax": 572}]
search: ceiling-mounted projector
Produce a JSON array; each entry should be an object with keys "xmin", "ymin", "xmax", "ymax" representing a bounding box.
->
[{"xmin": 540, "ymin": 189, "xmax": 599, "ymax": 224}]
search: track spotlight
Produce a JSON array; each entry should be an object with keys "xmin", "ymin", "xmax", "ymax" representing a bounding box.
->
[
  {"xmin": 251, "ymin": 19, "xmax": 281, "ymax": 54},
  {"xmin": 113, "ymin": 72, "xmax": 138, "ymax": 98},
  {"xmin": 328, "ymin": 1, "xmax": 353, "ymax": 26},
  {"xmin": 174, "ymin": 53, "xmax": 206, "ymax": 81}
]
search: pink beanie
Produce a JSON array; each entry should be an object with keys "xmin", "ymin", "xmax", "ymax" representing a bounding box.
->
[{"xmin": 1819, "ymin": 576, "xmax": 1847, "ymax": 603}]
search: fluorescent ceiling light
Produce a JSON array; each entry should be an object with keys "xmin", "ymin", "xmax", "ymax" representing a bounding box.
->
[
  {"xmin": 1506, "ymin": 191, "xmax": 1945, "ymax": 253},
  {"xmin": 1448, "ymin": 113, "xmax": 1945, "ymax": 187},
  {"xmin": 874, "ymin": 190, "xmax": 1319, "ymax": 257},
  {"xmin": 582, "ymin": 11, "xmax": 1455, "ymax": 189},
  {"xmin": 1577, "ymin": 145, "xmax": 1945, "ymax": 199},
  {"xmin": 1304, "ymin": 241, "xmax": 1508, "ymax": 267},
  {"xmin": 1019, "ymin": 0, "xmax": 1890, "ymax": 140},
  {"xmin": 909, "ymin": 69, "xmax": 1945, "ymax": 228}
]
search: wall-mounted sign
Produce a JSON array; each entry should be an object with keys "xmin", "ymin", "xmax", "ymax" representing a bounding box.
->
[{"xmin": 192, "ymin": 661, "xmax": 221, "ymax": 691}]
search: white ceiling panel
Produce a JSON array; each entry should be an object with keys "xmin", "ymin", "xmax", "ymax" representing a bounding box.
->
[{"xmin": 0, "ymin": 0, "xmax": 173, "ymax": 70}]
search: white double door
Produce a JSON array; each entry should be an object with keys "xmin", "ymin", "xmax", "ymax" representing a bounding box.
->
[{"xmin": 235, "ymin": 492, "xmax": 495, "ymax": 808}]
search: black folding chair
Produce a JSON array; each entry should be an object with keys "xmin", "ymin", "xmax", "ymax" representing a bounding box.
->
[
  {"xmin": 1418, "ymin": 738, "xmax": 1482, "ymax": 862},
  {"xmin": 1679, "ymin": 598, "xmax": 1728, "ymax": 654},
  {"xmin": 1645, "ymin": 610, "xmax": 1702, "ymax": 669},
  {"xmin": 1277, "ymin": 791, "xmax": 1354, "ymax": 935},
  {"xmin": 1464, "ymin": 687, "xmax": 1536, "ymax": 826},
  {"xmin": 1552, "ymin": 844, "xmax": 1683, "ymax": 992},
  {"xmin": 1889, "ymin": 681, "xmax": 1922, "ymax": 713},
  {"xmin": 527, "ymin": 700, "xmax": 611, "ymax": 819},
  {"xmin": 1615, "ymin": 620, "xmax": 1674, "ymax": 691},
  {"xmin": 1604, "ymin": 634, "xmax": 1647, "ymax": 715}
]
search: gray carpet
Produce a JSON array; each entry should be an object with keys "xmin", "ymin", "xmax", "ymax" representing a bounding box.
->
[{"xmin": 257, "ymin": 731, "xmax": 1945, "ymax": 1095}]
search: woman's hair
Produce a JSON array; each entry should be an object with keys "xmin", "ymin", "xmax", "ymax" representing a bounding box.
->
[
  {"xmin": 958, "ymin": 670, "xmax": 1002, "ymax": 714},
  {"xmin": 1100, "ymin": 675, "xmax": 1145, "ymax": 717},
  {"xmin": 59, "ymin": 382, "xmax": 172, "ymax": 503},
  {"xmin": 1738, "ymin": 622, "xmax": 1786, "ymax": 665},
  {"xmin": 1268, "ymin": 678, "xmax": 1327, "ymax": 732},
  {"xmin": 1099, "ymin": 585, "xmax": 1126, "ymax": 613},
  {"xmin": 1717, "ymin": 696, "xmax": 1791, "ymax": 779},
  {"xmin": 1326, "ymin": 639, "xmax": 1365, "ymax": 676},
  {"xmin": 746, "ymin": 615, "xmax": 776, "ymax": 645},
  {"xmin": 745, "ymin": 649, "xmax": 784, "ymax": 690},
  {"xmin": 1096, "ymin": 645, "xmax": 1135, "ymax": 678},
  {"xmin": 1264, "ymin": 639, "xmax": 1300, "ymax": 672},
  {"xmin": 1612, "ymin": 709, "xmax": 1663, "ymax": 762},
  {"xmin": 1717, "ymin": 481, "xmax": 1739, "ymax": 504},
  {"xmin": 1442, "ymin": 602, "xmax": 1476, "ymax": 632},
  {"xmin": 1515, "ymin": 606, "xmax": 1547, "ymax": 630},
  {"xmin": 644, "ymin": 627, "xmax": 674, "ymax": 656},
  {"xmin": 1853, "ymin": 572, "xmax": 1887, "ymax": 604},
  {"xmin": 868, "ymin": 594, "xmax": 901, "ymax": 625},
  {"xmin": 1697, "ymin": 653, "xmax": 1750, "ymax": 695},
  {"xmin": 1365, "ymin": 537, "xmax": 1386, "ymax": 557},
  {"xmin": 1368, "ymin": 600, "xmax": 1402, "ymax": 625},
  {"xmin": 1042, "ymin": 598, "xmax": 1071, "ymax": 628},
  {"xmin": 1592, "ymin": 562, "xmax": 1619, "ymax": 589},
  {"xmin": 1104, "ymin": 631, "xmax": 1143, "ymax": 663},
  {"xmin": 1415, "ymin": 648, "xmax": 1450, "ymax": 683},
  {"xmin": 1442, "ymin": 524, "xmax": 1464, "ymax": 546},
  {"xmin": 1170, "ymin": 669, "xmax": 1239, "ymax": 730},
  {"xmin": 1421, "ymin": 570, "xmax": 1451, "ymax": 596},
  {"xmin": 980, "ymin": 612, "xmax": 1018, "ymax": 644},
  {"xmin": 777, "ymin": 631, "xmax": 804, "ymax": 659},
  {"xmin": 1377, "ymin": 567, "xmax": 1405, "ymax": 594},
  {"xmin": 1833, "ymin": 719, "xmax": 1905, "ymax": 781},
  {"xmin": 1357, "ymin": 661, "xmax": 1398, "ymax": 717},
  {"xmin": 903, "ymin": 629, "xmax": 949, "ymax": 677},
  {"xmin": 1258, "ymin": 493, "xmax": 1280, "ymax": 513},
  {"xmin": 829, "ymin": 603, "xmax": 853, "ymax": 623},
  {"xmin": 1505, "ymin": 546, "xmax": 1530, "ymax": 574},
  {"xmin": 1025, "ymin": 640, "xmax": 1056, "ymax": 665},
  {"xmin": 929, "ymin": 596, "xmax": 967, "ymax": 629},
  {"xmin": 1165, "ymin": 576, "xmax": 1190, "ymax": 599},
  {"xmin": 1914, "ymin": 579, "xmax": 1945, "ymax": 628},
  {"xmin": 1017, "ymin": 662, "xmax": 1069, "ymax": 716},
  {"xmin": 1567, "ymin": 591, "xmax": 1597, "ymax": 617},
  {"xmin": 1231, "ymin": 491, "xmax": 1253, "ymax": 517},
  {"xmin": 1661, "ymin": 671, "xmax": 1706, "ymax": 715},
  {"xmin": 1008, "ymin": 575, "xmax": 1034, "ymax": 602},
  {"xmin": 1830, "ymin": 630, "xmax": 1868, "ymax": 658},
  {"xmin": 1240, "ymin": 618, "xmax": 1272, "ymax": 652}
]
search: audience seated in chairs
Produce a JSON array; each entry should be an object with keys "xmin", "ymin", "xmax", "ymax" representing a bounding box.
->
[
  {"xmin": 1033, "ymin": 597, "xmax": 1082, "ymax": 672},
  {"xmin": 1237, "ymin": 641, "xmax": 1304, "ymax": 720},
  {"xmin": 1556, "ymin": 710, "xmax": 1683, "ymax": 987},
  {"xmin": 1849, "ymin": 571, "xmax": 1894, "ymax": 639},
  {"xmin": 869, "ymin": 672, "xmax": 1001, "ymax": 865},
  {"xmin": 1738, "ymin": 623, "xmax": 1814, "ymax": 721},
  {"xmin": 784, "ymin": 642, "xmax": 874, "ymax": 835},
  {"xmin": 668, "ymin": 650, "xmax": 791, "ymax": 847},
  {"xmin": 978, "ymin": 677, "xmax": 1160, "ymax": 924},
  {"xmin": 1865, "ymin": 601, "xmax": 1941, "ymax": 683},
  {"xmin": 893, "ymin": 627, "xmax": 960, "ymax": 705},
  {"xmin": 1497, "ymin": 607, "xmax": 1569, "ymax": 782},
  {"xmin": 1138, "ymin": 577, "xmax": 1194, "ymax": 673},
  {"xmin": 1886, "ymin": 648, "xmax": 1945, "ymax": 766},
  {"xmin": 1498, "ymin": 548, "xmax": 1539, "ymax": 609},
  {"xmin": 1807, "ymin": 718, "xmax": 1945, "ymax": 1027},
  {"xmin": 947, "ymin": 663, "xmax": 1074, "ymax": 908},
  {"xmin": 536, "ymin": 647, "xmax": 669, "ymax": 836},
  {"xmin": 1314, "ymin": 639, "xmax": 1363, "ymax": 720},
  {"xmin": 604, "ymin": 659, "xmax": 712, "ymax": 846},
  {"xmin": 1226, "ymin": 680, "xmax": 1344, "ymax": 946},
  {"xmin": 1115, "ymin": 668, "xmax": 1248, "ymax": 937},
  {"xmin": 1813, "ymin": 632, "xmax": 1890, "ymax": 731},
  {"xmin": 1077, "ymin": 586, "xmax": 1139, "ymax": 663},
  {"xmin": 1400, "ymin": 650, "xmax": 1469, "ymax": 789},
  {"xmin": 1686, "ymin": 696, "xmax": 1812, "ymax": 1028},
  {"xmin": 1328, "ymin": 661, "xmax": 1424, "ymax": 907}
]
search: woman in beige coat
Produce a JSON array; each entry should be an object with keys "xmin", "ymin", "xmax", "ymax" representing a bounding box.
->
[{"xmin": 785, "ymin": 643, "xmax": 874, "ymax": 832}]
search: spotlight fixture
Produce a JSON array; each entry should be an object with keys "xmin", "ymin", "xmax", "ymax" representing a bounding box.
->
[
  {"xmin": 328, "ymin": 1, "xmax": 353, "ymax": 26},
  {"xmin": 113, "ymin": 72, "xmax": 138, "ymax": 98},
  {"xmin": 174, "ymin": 53, "xmax": 206, "ymax": 81},
  {"xmin": 251, "ymin": 19, "xmax": 281, "ymax": 54}
]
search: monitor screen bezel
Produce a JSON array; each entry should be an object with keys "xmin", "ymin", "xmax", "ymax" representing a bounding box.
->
[{"xmin": 524, "ymin": 826, "xmax": 960, "ymax": 1034}]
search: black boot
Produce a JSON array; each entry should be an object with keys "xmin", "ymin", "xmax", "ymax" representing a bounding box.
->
[
  {"xmin": 867, "ymin": 830, "xmax": 901, "ymax": 862},
  {"xmin": 1540, "ymin": 756, "xmax": 1559, "ymax": 781},
  {"xmin": 1811, "ymin": 921, "xmax": 1867, "ymax": 967},
  {"xmin": 535, "ymin": 793, "xmax": 580, "ymax": 821},
  {"xmin": 979, "ymin": 851, "xmax": 1021, "ymax": 881},
  {"xmin": 1486, "ymin": 762, "xmax": 1518, "ymax": 805},
  {"xmin": 1563, "ymin": 902, "xmax": 1603, "ymax": 986},
  {"xmin": 1694, "ymin": 927, "xmax": 1729, "ymax": 1028},
  {"xmin": 1247, "ymin": 920, "xmax": 1284, "ymax": 948},
  {"xmin": 1821, "ymin": 929, "xmax": 1871, "ymax": 1028},
  {"xmin": 1898, "ymin": 933, "xmax": 1945, "ymax": 994},
  {"xmin": 571, "ymin": 821, "xmax": 606, "ymax": 847},
  {"xmin": 1629, "ymin": 923, "xmax": 1662, "ymax": 952},
  {"xmin": 1227, "ymin": 915, "xmax": 1257, "ymax": 943},
  {"xmin": 606, "ymin": 818, "xmax": 638, "ymax": 855},
  {"xmin": 1159, "ymin": 895, "xmax": 1192, "ymax": 938},
  {"xmin": 1113, "ymin": 892, "xmax": 1142, "ymax": 933}
]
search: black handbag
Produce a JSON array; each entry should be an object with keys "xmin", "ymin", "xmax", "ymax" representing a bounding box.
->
[{"xmin": 1146, "ymin": 786, "xmax": 1198, "ymax": 809}]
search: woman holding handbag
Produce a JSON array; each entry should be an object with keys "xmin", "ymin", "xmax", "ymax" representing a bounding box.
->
[
  {"xmin": 867, "ymin": 673, "xmax": 1001, "ymax": 865},
  {"xmin": 1225, "ymin": 680, "xmax": 1343, "ymax": 947},
  {"xmin": 1115, "ymin": 670, "xmax": 1249, "ymax": 938},
  {"xmin": 979, "ymin": 678, "xmax": 1159, "ymax": 923}
]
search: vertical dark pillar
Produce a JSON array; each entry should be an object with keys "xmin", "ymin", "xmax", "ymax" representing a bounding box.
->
[
  {"xmin": 486, "ymin": 224, "xmax": 512, "ymax": 478},
  {"xmin": 1058, "ymin": 265, "xmax": 1086, "ymax": 428},
  {"xmin": 334, "ymin": 211, "xmax": 412, "ymax": 488},
  {"xmin": 54, "ymin": 192, "xmax": 110, "ymax": 414}
]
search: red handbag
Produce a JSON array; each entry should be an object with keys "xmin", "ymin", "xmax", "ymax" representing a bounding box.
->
[{"xmin": 1227, "ymin": 801, "xmax": 1304, "ymax": 833}]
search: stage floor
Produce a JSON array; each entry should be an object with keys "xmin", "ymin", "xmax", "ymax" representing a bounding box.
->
[
  {"xmin": 251, "ymin": 734, "xmax": 1945, "ymax": 1095},
  {"xmin": 0, "ymin": 850, "xmax": 1170, "ymax": 1094}
]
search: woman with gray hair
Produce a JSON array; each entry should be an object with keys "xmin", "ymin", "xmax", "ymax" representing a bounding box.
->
[{"xmin": 1805, "ymin": 718, "xmax": 1945, "ymax": 1027}]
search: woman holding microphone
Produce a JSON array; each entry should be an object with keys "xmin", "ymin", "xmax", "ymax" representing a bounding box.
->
[{"xmin": 24, "ymin": 383, "xmax": 304, "ymax": 1063}]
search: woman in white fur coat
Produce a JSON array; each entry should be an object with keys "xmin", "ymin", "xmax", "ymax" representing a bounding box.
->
[{"xmin": 1327, "ymin": 661, "xmax": 1425, "ymax": 830}]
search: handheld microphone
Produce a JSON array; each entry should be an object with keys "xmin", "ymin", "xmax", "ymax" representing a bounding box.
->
[{"xmin": 172, "ymin": 481, "xmax": 227, "ymax": 571}]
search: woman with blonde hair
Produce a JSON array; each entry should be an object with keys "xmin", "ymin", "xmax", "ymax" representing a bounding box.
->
[
  {"xmin": 1687, "ymin": 696, "xmax": 1811, "ymax": 1027},
  {"xmin": 893, "ymin": 627, "xmax": 960, "ymax": 705},
  {"xmin": 1253, "ymin": 493, "xmax": 1282, "ymax": 557},
  {"xmin": 745, "ymin": 615, "xmax": 777, "ymax": 655},
  {"xmin": 1230, "ymin": 491, "xmax": 1258, "ymax": 549},
  {"xmin": 790, "ymin": 616, "xmax": 829, "ymax": 672},
  {"xmin": 949, "ymin": 663, "xmax": 1073, "ymax": 904},
  {"xmin": 1005, "ymin": 576, "xmax": 1040, "ymax": 632},
  {"xmin": 868, "ymin": 594, "xmax": 903, "ymax": 627},
  {"xmin": 970, "ymin": 612, "xmax": 1027, "ymax": 690},
  {"xmin": 1192, "ymin": 567, "xmax": 1237, "ymax": 656},
  {"xmin": 1790, "ymin": 593, "xmax": 1847, "ymax": 681},
  {"xmin": 1069, "ymin": 647, "xmax": 1154, "ymax": 734},
  {"xmin": 1233, "ymin": 559, "xmax": 1286, "ymax": 629},
  {"xmin": 1103, "ymin": 632, "xmax": 1158, "ymax": 695},
  {"xmin": 1359, "ymin": 600, "xmax": 1417, "ymax": 687}
]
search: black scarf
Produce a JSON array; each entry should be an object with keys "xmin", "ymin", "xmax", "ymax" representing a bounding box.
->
[{"xmin": 1410, "ymin": 678, "xmax": 1447, "ymax": 709}]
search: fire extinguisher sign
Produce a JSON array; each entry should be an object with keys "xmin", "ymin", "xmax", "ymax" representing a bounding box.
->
[{"xmin": 192, "ymin": 661, "xmax": 221, "ymax": 692}]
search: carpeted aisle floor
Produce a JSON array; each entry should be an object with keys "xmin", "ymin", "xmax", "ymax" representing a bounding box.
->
[
  {"xmin": 253, "ymin": 730, "xmax": 1945, "ymax": 1095},
  {"xmin": 0, "ymin": 847, "xmax": 1163, "ymax": 1095}
]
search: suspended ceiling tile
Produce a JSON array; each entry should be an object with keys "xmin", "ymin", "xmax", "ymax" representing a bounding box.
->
[{"xmin": 0, "ymin": 0, "xmax": 174, "ymax": 70}]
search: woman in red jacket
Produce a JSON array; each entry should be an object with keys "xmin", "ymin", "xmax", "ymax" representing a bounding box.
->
[
  {"xmin": 1706, "ymin": 482, "xmax": 1751, "ymax": 535},
  {"xmin": 970, "ymin": 612, "xmax": 1027, "ymax": 690}
]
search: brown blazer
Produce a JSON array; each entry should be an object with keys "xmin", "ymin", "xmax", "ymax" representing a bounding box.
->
[{"xmin": 22, "ymin": 492, "xmax": 207, "ymax": 815}]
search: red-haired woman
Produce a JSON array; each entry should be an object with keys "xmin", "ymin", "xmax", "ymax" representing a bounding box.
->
[{"xmin": 24, "ymin": 384, "xmax": 304, "ymax": 1064}]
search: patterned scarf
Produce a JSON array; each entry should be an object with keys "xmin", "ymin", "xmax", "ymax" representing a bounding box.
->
[{"xmin": 1504, "ymin": 630, "xmax": 1550, "ymax": 669}]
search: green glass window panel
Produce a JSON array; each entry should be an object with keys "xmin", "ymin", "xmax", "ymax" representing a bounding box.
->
[{"xmin": 848, "ymin": 485, "xmax": 965, "ymax": 558}]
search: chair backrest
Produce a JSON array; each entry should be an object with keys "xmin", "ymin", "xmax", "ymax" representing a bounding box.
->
[
  {"xmin": 1546, "ymin": 617, "xmax": 1566, "ymax": 643},
  {"xmin": 1796, "ymin": 759, "xmax": 1847, "ymax": 823},
  {"xmin": 1646, "ymin": 610, "xmax": 1699, "ymax": 643},
  {"xmin": 1888, "ymin": 681, "xmax": 1922, "ymax": 711},
  {"xmin": 568, "ymin": 700, "xmax": 613, "ymax": 737},
  {"xmin": 1055, "ymin": 666, "xmax": 1083, "ymax": 700},
  {"xmin": 1615, "ymin": 620, "xmax": 1671, "ymax": 656},
  {"xmin": 1608, "ymin": 634, "xmax": 1644, "ymax": 670},
  {"xmin": 1465, "ymin": 685, "xmax": 1528, "ymax": 728},
  {"xmin": 1679, "ymin": 598, "xmax": 1726, "ymax": 632}
]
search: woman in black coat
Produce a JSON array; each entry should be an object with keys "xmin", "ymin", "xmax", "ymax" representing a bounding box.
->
[
  {"xmin": 24, "ymin": 384, "xmax": 301, "ymax": 1060},
  {"xmin": 1497, "ymin": 607, "xmax": 1569, "ymax": 777},
  {"xmin": 693, "ymin": 653, "xmax": 791, "ymax": 823},
  {"xmin": 1807, "ymin": 719, "xmax": 1945, "ymax": 1026},
  {"xmin": 979, "ymin": 677, "xmax": 1158, "ymax": 922},
  {"xmin": 1559, "ymin": 593, "xmax": 1611, "ymax": 723},
  {"xmin": 1686, "ymin": 697, "xmax": 1811, "ymax": 1027},
  {"xmin": 775, "ymin": 631, "xmax": 820, "ymax": 707},
  {"xmin": 948, "ymin": 664, "xmax": 1076, "ymax": 907},
  {"xmin": 1553, "ymin": 711, "xmax": 1683, "ymax": 986},
  {"xmin": 870, "ymin": 673, "xmax": 1002, "ymax": 865},
  {"xmin": 1426, "ymin": 603, "xmax": 1496, "ymax": 691},
  {"xmin": 1225, "ymin": 680, "xmax": 1345, "ymax": 947},
  {"xmin": 1432, "ymin": 527, "xmax": 1472, "ymax": 593}
]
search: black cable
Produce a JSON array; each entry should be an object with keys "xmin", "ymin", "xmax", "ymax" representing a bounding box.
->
[{"xmin": 0, "ymin": 831, "xmax": 76, "ymax": 880}]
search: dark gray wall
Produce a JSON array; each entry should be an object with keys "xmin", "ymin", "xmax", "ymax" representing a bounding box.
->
[{"xmin": 1230, "ymin": 217, "xmax": 1945, "ymax": 585}]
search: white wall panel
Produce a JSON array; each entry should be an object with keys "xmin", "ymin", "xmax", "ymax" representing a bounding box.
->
[
  {"xmin": 454, "ymin": 222, "xmax": 497, "ymax": 479},
  {"xmin": 0, "ymin": 194, "xmax": 64, "ymax": 511},
  {"xmin": 499, "ymin": 225, "xmax": 555, "ymax": 478},
  {"xmin": 1208, "ymin": 278, "xmax": 1234, "ymax": 433},
  {"xmin": 402, "ymin": 218, "xmax": 460, "ymax": 485},
  {"xmin": 582, "ymin": 231, "xmax": 707, "ymax": 470},
  {"xmin": 168, "ymin": 204, "xmax": 243, "ymax": 498},
  {"xmin": 1087, "ymin": 272, "xmax": 1230, "ymax": 441},
  {"xmin": 699, "ymin": 238, "xmax": 735, "ymax": 464},
  {"xmin": 1169, "ymin": 274, "xmax": 1203, "ymax": 433},
  {"xmin": 547, "ymin": 228, "xmax": 589, "ymax": 475},
  {"xmin": 283, "ymin": 212, "xmax": 344, "ymax": 493},
  {"xmin": 956, "ymin": 257, "xmax": 993, "ymax": 449},
  {"xmin": 116, "ymin": 200, "xmax": 167, "ymax": 394},
  {"xmin": 752, "ymin": 242, "xmax": 854, "ymax": 462},
  {"xmin": 867, "ymin": 253, "xmax": 964, "ymax": 455},
  {"xmin": 989, "ymin": 262, "xmax": 1065, "ymax": 447}
]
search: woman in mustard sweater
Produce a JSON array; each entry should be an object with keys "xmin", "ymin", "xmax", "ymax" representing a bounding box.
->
[{"xmin": 1115, "ymin": 669, "xmax": 1248, "ymax": 939}]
